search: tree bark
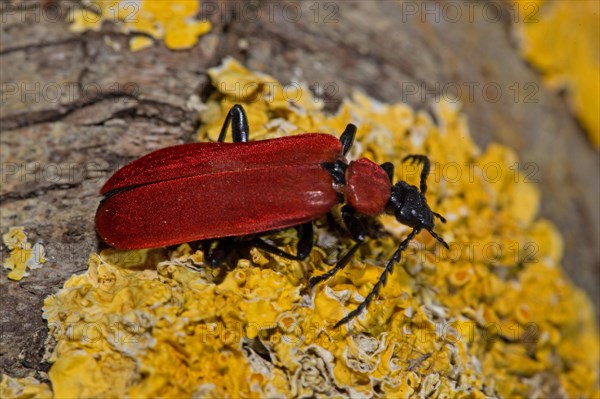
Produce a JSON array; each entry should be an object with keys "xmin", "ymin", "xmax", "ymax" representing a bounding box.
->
[{"xmin": 1, "ymin": 0, "xmax": 598, "ymax": 380}]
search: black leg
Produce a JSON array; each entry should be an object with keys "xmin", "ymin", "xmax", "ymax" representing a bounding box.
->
[
  {"xmin": 218, "ymin": 104, "xmax": 249, "ymax": 143},
  {"xmin": 334, "ymin": 227, "xmax": 421, "ymax": 327},
  {"xmin": 340, "ymin": 124, "xmax": 357, "ymax": 156},
  {"xmin": 309, "ymin": 206, "xmax": 366, "ymax": 288},
  {"xmin": 322, "ymin": 161, "xmax": 347, "ymax": 185},
  {"xmin": 296, "ymin": 222, "xmax": 315, "ymax": 259},
  {"xmin": 251, "ymin": 222, "xmax": 314, "ymax": 261},
  {"xmin": 403, "ymin": 155, "xmax": 431, "ymax": 194},
  {"xmin": 204, "ymin": 237, "xmax": 237, "ymax": 268},
  {"xmin": 380, "ymin": 162, "xmax": 394, "ymax": 183}
]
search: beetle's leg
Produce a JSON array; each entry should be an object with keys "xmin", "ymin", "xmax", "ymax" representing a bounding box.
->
[
  {"xmin": 334, "ymin": 227, "xmax": 421, "ymax": 327},
  {"xmin": 204, "ymin": 237, "xmax": 236, "ymax": 268},
  {"xmin": 251, "ymin": 222, "xmax": 314, "ymax": 261},
  {"xmin": 309, "ymin": 206, "xmax": 366, "ymax": 288},
  {"xmin": 339, "ymin": 124, "xmax": 357, "ymax": 156},
  {"xmin": 218, "ymin": 104, "xmax": 249, "ymax": 143},
  {"xmin": 402, "ymin": 155, "xmax": 430, "ymax": 194},
  {"xmin": 322, "ymin": 161, "xmax": 347, "ymax": 185},
  {"xmin": 380, "ymin": 162, "xmax": 394, "ymax": 183},
  {"xmin": 295, "ymin": 222, "xmax": 315, "ymax": 259}
]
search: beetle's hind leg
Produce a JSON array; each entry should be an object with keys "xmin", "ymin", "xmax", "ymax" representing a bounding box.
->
[
  {"xmin": 334, "ymin": 227, "xmax": 421, "ymax": 327},
  {"xmin": 218, "ymin": 104, "xmax": 250, "ymax": 143},
  {"xmin": 309, "ymin": 205, "xmax": 366, "ymax": 288},
  {"xmin": 203, "ymin": 237, "xmax": 237, "ymax": 268},
  {"xmin": 251, "ymin": 222, "xmax": 314, "ymax": 261},
  {"xmin": 402, "ymin": 155, "xmax": 431, "ymax": 194}
]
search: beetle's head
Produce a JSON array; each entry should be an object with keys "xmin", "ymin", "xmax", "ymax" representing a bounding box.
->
[
  {"xmin": 388, "ymin": 181, "xmax": 448, "ymax": 247},
  {"xmin": 390, "ymin": 181, "xmax": 433, "ymax": 229}
]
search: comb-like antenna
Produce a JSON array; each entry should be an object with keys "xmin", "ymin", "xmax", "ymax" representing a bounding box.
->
[{"xmin": 433, "ymin": 212, "xmax": 447, "ymax": 223}]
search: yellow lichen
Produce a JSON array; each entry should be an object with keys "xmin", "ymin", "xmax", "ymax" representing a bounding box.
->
[
  {"xmin": 69, "ymin": 0, "xmax": 212, "ymax": 51},
  {"xmin": 8, "ymin": 58, "xmax": 599, "ymax": 398},
  {"xmin": 2, "ymin": 226, "xmax": 46, "ymax": 281},
  {"xmin": 514, "ymin": 0, "xmax": 600, "ymax": 147},
  {"xmin": 0, "ymin": 375, "xmax": 53, "ymax": 399}
]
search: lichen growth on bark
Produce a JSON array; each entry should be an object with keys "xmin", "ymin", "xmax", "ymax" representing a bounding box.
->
[{"xmin": 3, "ymin": 58, "xmax": 598, "ymax": 398}]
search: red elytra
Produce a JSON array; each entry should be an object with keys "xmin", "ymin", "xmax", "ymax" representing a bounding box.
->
[{"xmin": 96, "ymin": 134, "xmax": 386, "ymax": 249}]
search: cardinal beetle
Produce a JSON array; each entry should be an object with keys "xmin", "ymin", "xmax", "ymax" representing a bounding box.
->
[{"xmin": 96, "ymin": 104, "xmax": 449, "ymax": 326}]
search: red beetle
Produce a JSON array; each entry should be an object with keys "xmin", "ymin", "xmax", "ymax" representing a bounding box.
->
[{"xmin": 96, "ymin": 104, "xmax": 448, "ymax": 326}]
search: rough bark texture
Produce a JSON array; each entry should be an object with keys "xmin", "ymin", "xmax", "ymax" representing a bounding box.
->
[{"xmin": 1, "ymin": 0, "xmax": 598, "ymax": 381}]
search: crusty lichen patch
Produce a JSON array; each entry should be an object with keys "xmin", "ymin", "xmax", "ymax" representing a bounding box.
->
[
  {"xmin": 514, "ymin": 0, "xmax": 600, "ymax": 147},
  {"xmin": 6, "ymin": 59, "xmax": 598, "ymax": 398},
  {"xmin": 2, "ymin": 226, "xmax": 46, "ymax": 281},
  {"xmin": 69, "ymin": 0, "xmax": 212, "ymax": 51},
  {"xmin": 0, "ymin": 375, "xmax": 52, "ymax": 399}
]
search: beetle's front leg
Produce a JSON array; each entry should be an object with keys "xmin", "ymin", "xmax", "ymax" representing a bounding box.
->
[
  {"xmin": 218, "ymin": 104, "xmax": 250, "ymax": 143},
  {"xmin": 309, "ymin": 205, "xmax": 366, "ymax": 288}
]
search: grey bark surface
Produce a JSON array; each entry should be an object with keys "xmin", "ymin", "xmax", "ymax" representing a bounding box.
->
[{"xmin": 1, "ymin": 0, "xmax": 598, "ymax": 380}]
